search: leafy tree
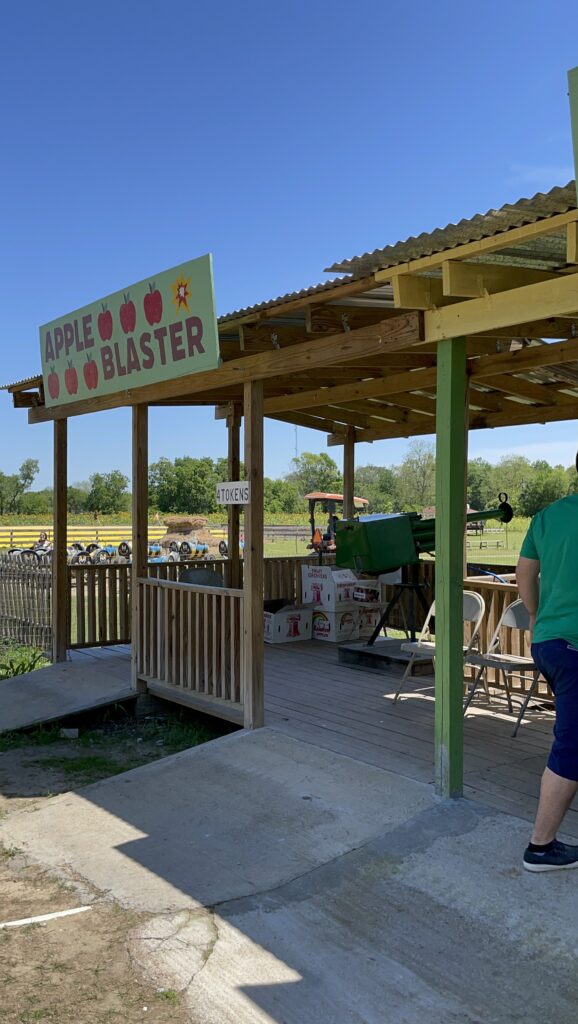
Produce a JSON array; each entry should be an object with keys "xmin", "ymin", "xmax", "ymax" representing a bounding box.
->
[
  {"xmin": 518, "ymin": 463, "xmax": 569, "ymax": 517},
  {"xmin": 0, "ymin": 459, "xmax": 39, "ymax": 514},
  {"xmin": 86, "ymin": 471, "xmax": 130, "ymax": 514},
  {"xmin": 355, "ymin": 465, "xmax": 399, "ymax": 513},
  {"xmin": 67, "ymin": 485, "xmax": 89, "ymax": 514},
  {"xmin": 149, "ymin": 457, "xmax": 220, "ymax": 514},
  {"xmin": 286, "ymin": 452, "xmax": 342, "ymax": 496},
  {"xmin": 263, "ymin": 478, "xmax": 300, "ymax": 515},
  {"xmin": 19, "ymin": 488, "xmax": 54, "ymax": 516},
  {"xmin": 467, "ymin": 458, "xmax": 495, "ymax": 510},
  {"xmin": 492, "ymin": 455, "xmax": 532, "ymax": 514},
  {"xmin": 396, "ymin": 441, "xmax": 436, "ymax": 511}
]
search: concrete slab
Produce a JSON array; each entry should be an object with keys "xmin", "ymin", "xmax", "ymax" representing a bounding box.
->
[
  {"xmin": 132, "ymin": 800, "xmax": 578, "ymax": 1024},
  {"xmin": 0, "ymin": 728, "xmax": 433, "ymax": 912},
  {"xmin": 0, "ymin": 655, "xmax": 133, "ymax": 733},
  {"xmin": 3, "ymin": 726, "xmax": 578, "ymax": 1022}
]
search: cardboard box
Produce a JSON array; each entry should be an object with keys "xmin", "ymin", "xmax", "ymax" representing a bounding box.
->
[
  {"xmin": 358, "ymin": 605, "xmax": 383, "ymax": 638},
  {"xmin": 301, "ymin": 565, "xmax": 357, "ymax": 610},
  {"xmin": 312, "ymin": 605, "xmax": 359, "ymax": 643},
  {"xmin": 264, "ymin": 600, "xmax": 312, "ymax": 644},
  {"xmin": 353, "ymin": 580, "xmax": 381, "ymax": 605}
]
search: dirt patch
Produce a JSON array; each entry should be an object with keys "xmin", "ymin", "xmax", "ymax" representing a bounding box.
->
[
  {"xmin": 0, "ymin": 853, "xmax": 189, "ymax": 1023},
  {"xmin": 0, "ymin": 703, "xmax": 234, "ymax": 1021}
]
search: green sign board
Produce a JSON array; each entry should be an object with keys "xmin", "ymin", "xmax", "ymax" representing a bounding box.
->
[{"xmin": 39, "ymin": 254, "xmax": 220, "ymax": 407}]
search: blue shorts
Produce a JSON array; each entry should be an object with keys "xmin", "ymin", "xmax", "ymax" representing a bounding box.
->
[{"xmin": 532, "ymin": 639, "xmax": 578, "ymax": 781}]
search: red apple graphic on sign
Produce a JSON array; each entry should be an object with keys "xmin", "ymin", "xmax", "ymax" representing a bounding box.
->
[
  {"xmin": 98, "ymin": 303, "xmax": 113, "ymax": 341},
  {"xmin": 83, "ymin": 355, "xmax": 99, "ymax": 391},
  {"xmin": 143, "ymin": 282, "xmax": 163, "ymax": 325},
  {"xmin": 119, "ymin": 293, "xmax": 136, "ymax": 334},
  {"xmin": 64, "ymin": 362, "xmax": 78, "ymax": 396},
  {"xmin": 48, "ymin": 367, "xmax": 60, "ymax": 400}
]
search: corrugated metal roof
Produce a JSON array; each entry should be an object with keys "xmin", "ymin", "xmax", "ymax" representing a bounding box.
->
[
  {"xmin": 1, "ymin": 375, "xmax": 42, "ymax": 392},
  {"xmin": 218, "ymin": 274, "xmax": 354, "ymax": 324},
  {"xmin": 326, "ymin": 182, "xmax": 577, "ymax": 276}
]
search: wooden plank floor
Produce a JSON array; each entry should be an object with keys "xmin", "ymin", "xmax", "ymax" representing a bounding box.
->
[
  {"xmin": 263, "ymin": 640, "xmax": 575, "ymax": 838},
  {"xmin": 74, "ymin": 640, "xmax": 573, "ymax": 839}
]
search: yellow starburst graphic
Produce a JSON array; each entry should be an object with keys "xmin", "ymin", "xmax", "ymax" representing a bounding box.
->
[{"xmin": 171, "ymin": 275, "xmax": 192, "ymax": 313}]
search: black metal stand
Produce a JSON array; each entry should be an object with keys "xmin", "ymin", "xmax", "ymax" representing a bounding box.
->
[{"xmin": 366, "ymin": 564, "xmax": 430, "ymax": 646}]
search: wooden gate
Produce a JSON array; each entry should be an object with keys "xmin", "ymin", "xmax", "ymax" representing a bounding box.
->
[{"xmin": 136, "ymin": 577, "xmax": 245, "ymax": 723}]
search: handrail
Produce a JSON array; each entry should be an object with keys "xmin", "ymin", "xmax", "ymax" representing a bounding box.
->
[{"xmin": 137, "ymin": 576, "xmax": 243, "ymax": 598}]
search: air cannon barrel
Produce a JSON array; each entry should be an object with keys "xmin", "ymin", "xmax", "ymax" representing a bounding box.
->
[{"xmin": 335, "ymin": 493, "xmax": 513, "ymax": 574}]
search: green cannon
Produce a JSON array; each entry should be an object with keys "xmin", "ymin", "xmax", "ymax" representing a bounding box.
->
[{"xmin": 335, "ymin": 493, "xmax": 513, "ymax": 574}]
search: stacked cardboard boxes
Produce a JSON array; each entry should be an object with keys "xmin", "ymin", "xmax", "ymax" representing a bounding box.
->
[{"xmin": 301, "ymin": 565, "xmax": 359, "ymax": 642}]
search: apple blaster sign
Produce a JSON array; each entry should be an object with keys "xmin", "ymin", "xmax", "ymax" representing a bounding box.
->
[
  {"xmin": 39, "ymin": 255, "xmax": 220, "ymax": 407},
  {"xmin": 216, "ymin": 481, "xmax": 251, "ymax": 505}
]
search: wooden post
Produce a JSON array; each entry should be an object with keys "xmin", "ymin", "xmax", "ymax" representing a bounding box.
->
[
  {"xmin": 243, "ymin": 380, "xmax": 264, "ymax": 728},
  {"xmin": 131, "ymin": 404, "xmax": 148, "ymax": 692},
  {"xmin": 52, "ymin": 418, "xmax": 68, "ymax": 663},
  {"xmin": 227, "ymin": 404, "xmax": 242, "ymax": 589},
  {"xmin": 434, "ymin": 337, "xmax": 468, "ymax": 798},
  {"xmin": 343, "ymin": 426, "xmax": 355, "ymax": 518}
]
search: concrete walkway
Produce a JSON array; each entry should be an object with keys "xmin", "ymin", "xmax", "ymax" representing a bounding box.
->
[
  {"xmin": 0, "ymin": 649, "xmax": 133, "ymax": 733},
  {"xmin": 2, "ymin": 728, "xmax": 577, "ymax": 1023}
]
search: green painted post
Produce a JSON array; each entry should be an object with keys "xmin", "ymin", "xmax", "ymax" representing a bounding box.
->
[
  {"xmin": 434, "ymin": 337, "xmax": 467, "ymax": 798},
  {"xmin": 568, "ymin": 67, "xmax": 578, "ymax": 196}
]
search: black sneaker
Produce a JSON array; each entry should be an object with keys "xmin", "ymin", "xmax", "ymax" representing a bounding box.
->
[{"xmin": 523, "ymin": 840, "xmax": 578, "ymax": 873}]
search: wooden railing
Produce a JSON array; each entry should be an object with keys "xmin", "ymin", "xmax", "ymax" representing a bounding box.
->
[
  {"xmin": 136, "ymin": 577, "xmax": 244, "ymax": 723},
  {"xmin": 67, "ymin": 554, "xmax": 323, "ymax": 648}
]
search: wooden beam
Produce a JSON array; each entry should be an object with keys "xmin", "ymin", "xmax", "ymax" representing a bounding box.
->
[
  {"xmin": 227, "ymin": 405, "xmax": 242, "ymax": 590},
  {"xmin": 243, "ymin": 380, "xmax": 264, "ymax": 729},
  {"xmin": 263, "ymin": 366, "xmax": 437, "ymax": 415},
  {"xmin": 28, "ymin": 312, "xmax": 424, "ymax": 424},
  {"xmin": 442, "ymin": 260, "xmax": 559, "ymax": 298},
  {"xmin": 52, "ymin": 419, "xmax": 68, "ymax": 664},
  {"xmin": 471, "ymin": 335, "xmax": 578, "ymax": 380},
  {"xmin": 269, "ymin": 410, "xmax": 349, "ymax": 434},
  {"xmin": 306, "ymin": 304, "xmax": 398, "ymax": 334},
  {"xmin": 425, "ymin": 273, "xmax": 578, "ymax": 342},
  {"xmin": 328, "ymin": 386, "xmax": 578, "ymax": 445},
  {"xmin": 374, "ymin": 209, "xmax": 578, "ymax": 284},
  {"xmin": 469, "ymin": 397, "xmax": 578, "ymax": 431},
  {"xmin": 343, "ymin": 427, "xmax": 355, "ymax": 518},
  {"xmin": 480, "ymin": 374, "xmax": 557, "ymax": 405},
  {"xmin": 567, "ymin": 221, "xmax": 578, "ymax": 264},
  {"xmin": 435, "ymin": 337, "xmax": 467, "ymax": 798},
  {"xmin": 392, "ymin": 275, "xmax": 446, "ymax": 310},
  {"xmin": 131, "ymin": 404, "xmax": 148, "ymax": 693}
]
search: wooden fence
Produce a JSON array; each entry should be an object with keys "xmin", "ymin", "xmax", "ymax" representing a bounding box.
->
[
  {"xmin": 67, "ymin": 555, "xmax": 321, "ymax": 648},
  {"xmin": 0, "ymin": 556, "xmax": 52, "ymax": 649},
  {"xmin": 136, "ymin": 577, "xmax": 244, "ymax": 723}
]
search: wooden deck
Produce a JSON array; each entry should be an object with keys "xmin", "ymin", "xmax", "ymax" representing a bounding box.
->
[
  {"xmin": 14, "ymin": 638, "xmax": 567, "ymax": 837},
  {"xmin": 263, "ymin": 640, "xmax": 570, "ymax": 838}
]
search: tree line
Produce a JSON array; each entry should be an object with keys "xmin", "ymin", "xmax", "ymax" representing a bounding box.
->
[{"xmin": 5, "ymin": 442, "xmax": 578, "ymax": 518}]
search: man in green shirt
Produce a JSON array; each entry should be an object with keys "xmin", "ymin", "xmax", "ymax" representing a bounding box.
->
[{"xmin": 517, "ymin": 489, "xmax": 578, "ymax": 872}]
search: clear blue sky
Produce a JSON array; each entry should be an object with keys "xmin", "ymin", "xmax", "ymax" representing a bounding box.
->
[{"xmin": 2, "ymin": 1, "xmax": 578, "ymax": 488}]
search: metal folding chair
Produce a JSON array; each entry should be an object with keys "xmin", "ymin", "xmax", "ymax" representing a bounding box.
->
[
  {"xmin": 392, "ymin": 590, "xmax": 486, "ymax": 703},
  {"xmin": 464, "ymin": 598, "xmax": 541, "ymax": 737}
]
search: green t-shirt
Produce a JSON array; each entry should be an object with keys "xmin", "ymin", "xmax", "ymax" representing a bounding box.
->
[{"xmin": 520, "ymin": 493, "xmax": 578, "ymax": 647}]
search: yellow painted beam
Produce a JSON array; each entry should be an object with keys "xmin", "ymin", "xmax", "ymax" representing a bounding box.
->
[
  {"xmin": 425, "ymin": 273, "xmax": 578, "ymax": 342},
  {"xmin": 441, "ymin": 260, "xmax": 559, "ymax": 298},
  {"xmin": 392, "ymin": 275, "xmax": 446, "ymax": 309}
]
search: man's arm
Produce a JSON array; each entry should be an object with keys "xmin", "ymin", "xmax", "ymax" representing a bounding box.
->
[{"xmin": 516, "ymin": 556, "xmax": 540, "ymax": 632}]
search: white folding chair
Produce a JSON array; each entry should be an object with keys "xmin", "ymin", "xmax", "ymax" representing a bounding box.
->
[
  {"xmin": 392, "ymin": 590, "xmax": 486, "ymax": 703},
  {"xmin": 464, "ymin": 598, "xmax": 541, "ymax": 737}
]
